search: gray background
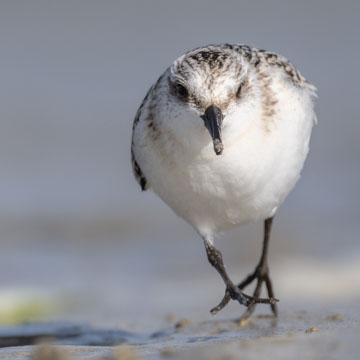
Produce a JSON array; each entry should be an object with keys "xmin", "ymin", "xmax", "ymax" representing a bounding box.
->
[{"xmin": 0, "ymin": 0, "xmax": 359, "ymax": 325}]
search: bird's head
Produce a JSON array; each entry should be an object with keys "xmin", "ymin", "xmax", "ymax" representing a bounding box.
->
[{"xmin": 159, "ymin": 45, "xmax": 259, "ymax": 156}]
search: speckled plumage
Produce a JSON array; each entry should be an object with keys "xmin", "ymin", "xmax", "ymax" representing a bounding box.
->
[
  {"xmin": 131, "ymin": 43, "xmax": 317, "ymax": 315},
  {"xmin": 131, "ymin": 44, "xmax": 316, "ymax": 230}
]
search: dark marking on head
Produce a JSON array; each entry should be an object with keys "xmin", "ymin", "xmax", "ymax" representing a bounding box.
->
[
  {"xmin": 167, "ymin": 76, "xmax": 206, "ymax": 111},
  {"xmin": 187, "ymin": 50, "xmax": 231, "ymax": 71},
  {"xmin": 178, "ymin": 44, "xmax": 313, "ymax": 90},
  {"xmin": 253, "ymin": 57, "xmax": 260, "ymax": 67}
]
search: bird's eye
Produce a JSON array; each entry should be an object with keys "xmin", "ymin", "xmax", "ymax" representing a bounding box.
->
[
  {"xmin": 236, "ymin": 84, "xmax": 242, "ymax": 98},
  {"xmin": 174, "ymin": 83, "xmax": 188, "ymax": 99}
]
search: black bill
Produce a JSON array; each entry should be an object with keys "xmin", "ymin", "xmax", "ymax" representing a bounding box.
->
[{"xmin": 201, "ymin": 104, "xmax": 224, "ymax": 155}]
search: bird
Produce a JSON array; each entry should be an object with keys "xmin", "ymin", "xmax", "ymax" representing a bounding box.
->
[{"xmin": 131, "ymin": 44, "xmax": 317, "ymax": 319}]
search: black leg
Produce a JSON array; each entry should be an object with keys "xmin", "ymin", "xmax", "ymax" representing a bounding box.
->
[
  {"xmin": 205, "ymin": 218, "xmax": 278, "ymax": 320},
  {"xmin": 236, "ymin": 217, "xmax": 278, "ymax": 320},
  {"xmin": 204, "ymin": 238, "xmax": 278, "ymax": 315}
]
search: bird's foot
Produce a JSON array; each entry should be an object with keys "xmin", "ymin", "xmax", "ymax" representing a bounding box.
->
[
  {"xmin": 210, "ymin": 265, "xmax": 278, "ymax": 317},
  {"xmin": 210, "ymin": 279, "xmax": 278, "ymax": 315},
  {"xmin": 236, "ymin": 263, "xmax": 278, "ymax": 321}
]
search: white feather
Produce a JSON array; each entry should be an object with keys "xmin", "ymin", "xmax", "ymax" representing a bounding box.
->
[{"xmin": 132, "ymin": 45, "xmax": 316, "ymax": 241}]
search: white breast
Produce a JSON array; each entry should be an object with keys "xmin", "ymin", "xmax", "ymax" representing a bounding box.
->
[{"xmin": 134, "ymin": 80, "xmax": 315, "ymax": 239}]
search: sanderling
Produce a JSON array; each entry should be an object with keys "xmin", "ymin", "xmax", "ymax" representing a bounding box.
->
[{"xmin": 131, "ymin": 44, "xmax": 317, "ymax": 319}]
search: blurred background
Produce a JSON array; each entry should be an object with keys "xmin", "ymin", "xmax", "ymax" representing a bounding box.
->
[{"xmin": 0, "ymin": 0, "xmax": 359, "ymax": 329}]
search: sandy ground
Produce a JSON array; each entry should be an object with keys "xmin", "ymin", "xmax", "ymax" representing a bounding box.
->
[
  {"xmin": 0, "ymin": 305, "xmax": 359, "ymax": 359},
  {"xmin": 0, "ymin": 218, "xmax": 359, "ymax": 359},
  {"xmin": 0, "ymin": 230, "xmax": 359, "ymax": 359}
]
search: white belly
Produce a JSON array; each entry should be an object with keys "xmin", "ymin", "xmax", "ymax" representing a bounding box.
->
[
  {"xmin": 135, "ymin": 87, "xmax": 315, "ymax": 238},
  {"xmin": 142, "ymin": 118, "xmax": 312, "ymax": 238}
]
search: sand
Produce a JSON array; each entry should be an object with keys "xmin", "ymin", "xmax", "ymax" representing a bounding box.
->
[{"xmin": 0, "ymin": 304, "xmax": 359, "ymax": 360}]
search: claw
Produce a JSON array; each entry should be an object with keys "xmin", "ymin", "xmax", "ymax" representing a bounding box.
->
[
  {"xmin": 210, "ymin": 285, "xmax": 278, "ymax": 316},
  {"xmin": 204, "ymin": 220, "xmax": 278, "ymax": 319},
  {"xmin": 210, "ymin": 291, "xmax": 231, "ymax": 315},
  {"xmin": 236, "ymin": 268, "xmax": 279, "ymax": 320}
]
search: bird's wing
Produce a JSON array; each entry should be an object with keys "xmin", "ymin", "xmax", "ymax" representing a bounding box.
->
[
  {"xmin": 130, "ymin": 72, "xmax": 168, "ymax": 191},
  {"xmin": 131, "ymin": 144, "xmax": 148, "ymax": 191},
  {"xmin": 131, "ymin": 102, "xmax": 149, "ymax": 192}
]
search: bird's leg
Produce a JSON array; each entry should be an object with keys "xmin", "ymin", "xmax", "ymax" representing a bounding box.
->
[
  {"xmin": 236, "ymin": 217, "xmax": 278, "ymax": 320},
  {"xmin": 209, "ymin": 217, "xmax": 278, "ymax": 317},
  {"xmin": 204, "ymin": 237, "xmax": 278, "ymax": 315}
]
